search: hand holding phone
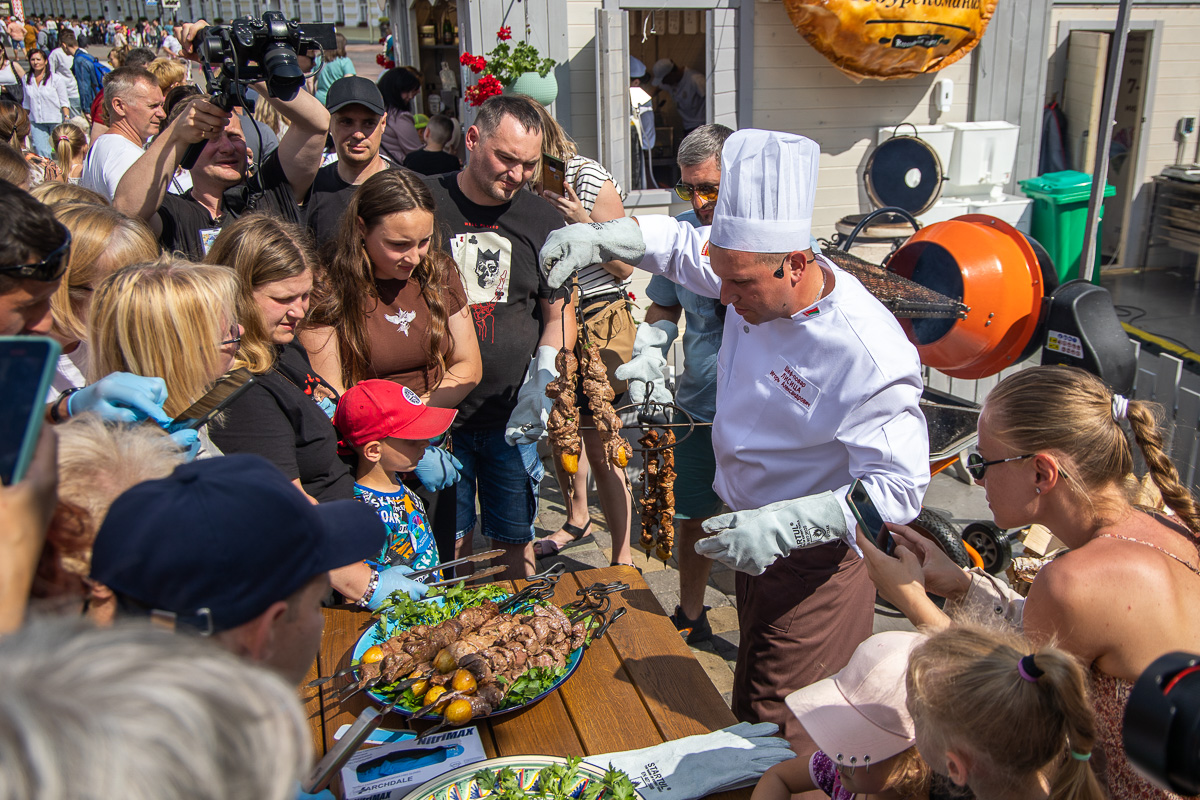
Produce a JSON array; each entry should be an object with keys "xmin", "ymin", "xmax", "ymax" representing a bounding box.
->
[
  {"xmin": 0, "ymin": 336, "xmax": 61, "ymax": 486},
  {"xmin": 846, "ymin": 479, "xmax": 896, "ymax": 556},
  {"xmin": 541, "ymin": 153, "xmax": 566, "ymax": 197}
]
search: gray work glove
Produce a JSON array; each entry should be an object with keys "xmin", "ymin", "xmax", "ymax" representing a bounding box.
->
[
  {"xmin": 614, "ymin": 320, "xmax": 677, "ymax": 413},
  {"xmin": 695, "ymin": 491, "xmax": 848, "ymax": 575},
  {"xmin": 540, "ymin": 218, "xmax": 646, "ymax": 289},
  {"xmin": 504, "ymin": 346, "xmax": 559, "ymax": 446},
  {"xmin": 584, "ymin": 722, "xmax": 794, "ymax": 800}
]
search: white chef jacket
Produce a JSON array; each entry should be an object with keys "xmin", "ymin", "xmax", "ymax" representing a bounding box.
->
[{"xmin": 635, "ymin": 214, "xmax": 930, "ymax": 538}]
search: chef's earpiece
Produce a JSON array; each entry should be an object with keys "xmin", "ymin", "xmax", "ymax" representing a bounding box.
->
[{"xmin": 774, "ymin": 252, "xmax": 807, "ymax": 279}]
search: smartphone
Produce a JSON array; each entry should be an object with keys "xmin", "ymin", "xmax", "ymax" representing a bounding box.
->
[
  {"xmin": 542, "ymin": 153, "xmax": 566, "ymax": 196},
  {"xmin": 846, "ymin": 479, "xmax": 896, "ymax": 556},
  {"xmin": 168, "ymin": 368, "xmax": 256, "ymax": 432},
  {"xmin": 0, "ymin": 336, "xmax": 61, "ymax": 485}
]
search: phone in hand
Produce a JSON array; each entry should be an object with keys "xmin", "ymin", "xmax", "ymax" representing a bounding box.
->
[
  {"xmin": 542, "ymin": 153, "xmax": 566, "ymax": 197},
  {"xmin": 846, "ymin": 479, "xmax": 896, "ymax": 556},
  {"xmin": 0, "ymin": 336, "xmax": 61, "ymax": 485}
]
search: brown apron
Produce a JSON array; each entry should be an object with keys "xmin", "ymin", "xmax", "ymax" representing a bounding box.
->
[{"xmin": 732, "ymin": 541, "xmax": 876, "ymax": 754}]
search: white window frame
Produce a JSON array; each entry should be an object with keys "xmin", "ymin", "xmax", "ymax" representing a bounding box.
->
[{"xmin": 596, "ymin": 0, "xmax": 745, "ymax": 206}]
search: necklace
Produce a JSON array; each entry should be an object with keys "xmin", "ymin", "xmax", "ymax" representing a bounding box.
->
[{"xmin": 811, "ymin": 266, "xmax": 827, "ymax": 306}]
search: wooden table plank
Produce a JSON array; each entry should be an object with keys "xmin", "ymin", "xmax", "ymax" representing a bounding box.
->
[
  {"xmin": 554, "ymin": 571, "xmax": 665, "ymax": 756},
  {"xmin": 316, "ymin": 604, "xmax": 378, "ymax": 751},
  {"xmin": 590, "ymin": 566, "xmax": 740, "ymax": 738}
]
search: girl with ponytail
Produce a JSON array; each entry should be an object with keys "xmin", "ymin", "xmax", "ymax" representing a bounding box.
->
[
  {"xmin": 906, "ymin": 626, "xmax": 1104, "ymax": 800},
  {"xmin": 302, "ymin": 168, "xmax": 481, "ymax": 558},
  {"xmin": 50, "ymin": 123, "xmax": 86, "ymax": 183},
  {"xmin": 859, "ymin": 365, "xmax": 1200, "ymax": 799}
]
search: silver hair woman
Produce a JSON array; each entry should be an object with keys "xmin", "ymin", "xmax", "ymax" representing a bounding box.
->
[{"xmin": 0, "ymin": 619, "xmax": 311, "ymax": 800}]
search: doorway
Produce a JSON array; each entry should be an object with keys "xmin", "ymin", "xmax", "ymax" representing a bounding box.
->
[{"xmin": 1056, "ymin": 23, "xmax": 1158, "ymax": 271}]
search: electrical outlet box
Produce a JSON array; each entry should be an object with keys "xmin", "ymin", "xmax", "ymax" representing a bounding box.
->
[{"xmin": 1178, "ymin": 116, "xmax": 1197, "ymax": 137}]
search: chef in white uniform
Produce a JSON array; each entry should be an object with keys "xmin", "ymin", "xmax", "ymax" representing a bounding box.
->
[{"xmin": 539, "ymin": 129, "xmax": 931, "ymax": 751}]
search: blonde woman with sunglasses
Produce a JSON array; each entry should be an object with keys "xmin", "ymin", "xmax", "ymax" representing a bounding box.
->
[{"xmin": 860, "ymin": 365, "xmax": 1200, "ymax": 800}]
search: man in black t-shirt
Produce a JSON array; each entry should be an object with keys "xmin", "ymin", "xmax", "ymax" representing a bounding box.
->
[
  {"xmin": 402, "ymin": 114, "xmax": 461, "ymax": 176},
  {"xmin": 113, "ymin": 88, "xmax": 330, "ymax": 260},
  {"xmin": 304, "ymin": 77, "xmax": 400, "ymax": 247},
  {"xmin": 424, "ymin": 95, "xmax": 574, "ymax": 580}
]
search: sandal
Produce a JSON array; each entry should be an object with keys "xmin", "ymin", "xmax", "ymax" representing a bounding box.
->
[
  {"xmin": 534, "ymin": 519, "xmax": 593, "ymax": 559},
  {"xmin": 609, "ymin": 561, "xmax": 643, "ymax": 575}
]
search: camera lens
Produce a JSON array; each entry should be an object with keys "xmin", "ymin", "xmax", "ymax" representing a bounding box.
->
[{"xmin": 261, "ymin": 44, "xmax": 304, "ymax": 101}]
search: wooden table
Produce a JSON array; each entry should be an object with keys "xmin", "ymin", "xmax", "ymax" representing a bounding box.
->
[{"xmin": 302, "ymin": 565, "xmax": 751, "ymax": 800}]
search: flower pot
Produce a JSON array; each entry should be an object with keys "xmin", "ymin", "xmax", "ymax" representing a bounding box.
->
[{"xmin": 505, "ymin": 71, "xmax": 558, "ymax": 106}]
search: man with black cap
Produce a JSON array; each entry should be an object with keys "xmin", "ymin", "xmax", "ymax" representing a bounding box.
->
[
  {"xmin": 539, "ymin": 129, "xmax": 929, "ymax": 754},
  {"xmin": 90, "ymin": 454, "xmax": 386, "ymax": 684},
  {"xmin": 304, "ymin": 75, "xmax": 401, "ymax": 247}
]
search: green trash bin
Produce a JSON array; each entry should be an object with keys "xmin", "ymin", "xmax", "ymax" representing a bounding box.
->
[{"xmin": 1018, "ymin": 170, "xmax": 1116, "ymax": 284}]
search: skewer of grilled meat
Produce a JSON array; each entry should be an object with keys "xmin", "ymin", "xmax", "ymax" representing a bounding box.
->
[
  {"xmin": 546, "ymin": 349, "xmax": 581, "ymax": 475},
  {"xmin": 581, "ymin": 341, "xmax": 632, "ymax": 468},
  {"xmin": 653, "ymin": 430, "xmax": 677, "ymax": 561},
  {"xmin": 638, "ymin": 430, "xmax": 660, "ymax": 553}
]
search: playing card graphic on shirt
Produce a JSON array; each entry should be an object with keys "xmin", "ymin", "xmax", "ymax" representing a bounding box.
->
[
  {"xmin": 450, "ymin": 231, "xmax": 512, "ymax": 305},
  {"xmin": 384, "ymin": 308, "xmax": 416, "ymax": 336}
]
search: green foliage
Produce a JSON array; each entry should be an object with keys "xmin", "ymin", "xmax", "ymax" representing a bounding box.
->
[
  {"xmin": 474, "ymin": 758, "xmax": 637, "ymax": 800},
  {"xmin": 484, "ymin": 39, "xmax": 555, "ymax": 86}
]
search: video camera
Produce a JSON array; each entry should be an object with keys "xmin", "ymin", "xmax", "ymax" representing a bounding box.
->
[
  {"xmin": 1124, "ymin": 651, "xmax": 1200, "ymax": 795},
  {"xmin": 181, "ymin": 11, "xmax": 335, "ymax": 169}
]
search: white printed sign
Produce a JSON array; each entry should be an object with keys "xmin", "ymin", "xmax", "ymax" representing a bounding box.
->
[{"xmin": 1045, "ymin": 329, "xmax": 1084, "ymax": 359}]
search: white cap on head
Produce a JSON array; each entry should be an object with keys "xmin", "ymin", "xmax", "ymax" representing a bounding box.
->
[
  {"xmin": 710, "ymin": 129, "xmax": 820, "ymax": 254},
  {"xmin": 630, "ymin": 56, "xmax": 647, "ymax": 79},
  {"xmin": 651, "ymin": 58, "xmax": 675, "ymax": 87}
]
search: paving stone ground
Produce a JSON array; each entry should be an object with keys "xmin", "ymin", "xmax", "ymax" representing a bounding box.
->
[{"xmin": 465, "ymin": 455, "xmax": 1000, "ymax": 708}]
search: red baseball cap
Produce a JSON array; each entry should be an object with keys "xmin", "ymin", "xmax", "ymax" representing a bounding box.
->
[{"xmin": 334, "ymin": 380, "xmax": 457, "ymax": 448}]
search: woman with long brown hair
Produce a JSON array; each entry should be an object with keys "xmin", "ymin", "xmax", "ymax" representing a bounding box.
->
[
  {"xmin": 302, "ymin": 168, "xmax": 481, "ymax": 556},
  {"xmin": 862, "ymin": 365, "xmax": 1200, "ymax": 800},
  {"xmin": 21, "ymin": 49, "xmax": 70, "ymax": 158}
]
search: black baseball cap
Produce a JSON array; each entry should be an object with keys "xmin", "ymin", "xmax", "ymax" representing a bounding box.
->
[
  {"xmin": 325, "ymin": 75, "xmax": 386, "ymax": 115},
  {"xmin": 91, "ymin": 454, "xmax": 385, "ymax": 635}
]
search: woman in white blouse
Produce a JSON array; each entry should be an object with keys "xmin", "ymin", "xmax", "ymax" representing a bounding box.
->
[
  {"xmin": 0, "ymin": 48, "xmax": 26, "ymax": 101},
  {"xmin": 21, "ymin": 50, "xmax": 70, "ymax": 158}
]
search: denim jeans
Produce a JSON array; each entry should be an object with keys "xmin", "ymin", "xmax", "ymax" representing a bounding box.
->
[
  {"xmin": 29, "ymin": 121, "xmax": 56, "ymax": 158},
  {"xmin": 453, "ymin": 428, "xmax": 544, "ymax": 544}
]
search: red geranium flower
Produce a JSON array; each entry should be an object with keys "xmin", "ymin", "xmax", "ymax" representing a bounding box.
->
[
  {"xmin": 465, "ymin": 73, "xmax": 504, "ymax": 107},
  {"xmin": 497, "ymin": 26, "xmax": 512, "ymax": 41}
]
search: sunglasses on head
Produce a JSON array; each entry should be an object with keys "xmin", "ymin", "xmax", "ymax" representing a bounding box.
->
[
  {"xmin": 0, "ymin": 232, "xmax": 71, "ymax": 282},
  {"xmin": 966, "ymin": 452, "xmax": 1035, "ymax": 481},
  {"xmin": 674, "ymin": 182, "xmax": 719, "ymax": 204}
]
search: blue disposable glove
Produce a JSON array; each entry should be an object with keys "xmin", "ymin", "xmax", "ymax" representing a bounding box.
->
[
  {"xmin": 614, "ymin": 320, "xmax": 677, "ymax": 412},
  {"xmin": 367, "ymin": 565, "xmax": 429, "ymax": 610},
  {"xmin": 316, "ymin": 395, "xmax": 336, "ymax": 419},
  {"xmin": 295, "ymin": 787, "xmax": 335, "ymax": 800},
  {"xmin": 168, "ymin": 428, "xmax": 201, "ymax": 462},
  {"xmin": 68, "ymin": 373, "xmax": 171, "ymax": 425},
  {"xmin": 413, "ymin": 446, "xmax": 463, "ymax": 491},
  {"xmin": 540, "ymin": 218, "xmax": 646, "ymax": 289},
  {"xmin": 504, "ymin": 345, "xmax": 559, "ymax": 446},
  {"xmin": 695, "ymin": 492, "xmax": 848, "ymax": 575}
]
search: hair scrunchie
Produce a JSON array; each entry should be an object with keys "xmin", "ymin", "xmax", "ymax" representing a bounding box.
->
[
  {"xmin": 1018, "ymin": 654, "xmax": 1045, "ymax": 683},
  {"xmin": 1112, "ymin": 393, "xmax": 1129, "ymax": 423}
]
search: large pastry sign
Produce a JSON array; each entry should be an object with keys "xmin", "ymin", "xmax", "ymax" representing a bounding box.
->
[{"xmin": 783, "ymin": 0, "xmax": 998, "ymax": 81}]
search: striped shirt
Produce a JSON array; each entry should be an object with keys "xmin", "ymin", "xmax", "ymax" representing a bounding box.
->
[{"xmin": 565, "ymin": 155, "xmax": 632, "ymax": 298}]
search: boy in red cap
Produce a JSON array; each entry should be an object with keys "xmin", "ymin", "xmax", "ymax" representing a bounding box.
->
[{"xmin": 334, "ymin": 379, "xmax": 458, "ymax": 609}]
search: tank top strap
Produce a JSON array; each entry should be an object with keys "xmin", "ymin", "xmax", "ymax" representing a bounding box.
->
[{"xmin": 1097, "ymin": 533, "xmax": 1200, "ymax": 578}]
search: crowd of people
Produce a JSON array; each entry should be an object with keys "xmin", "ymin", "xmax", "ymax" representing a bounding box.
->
[{"xmin": 1, "ymin": 16, "xmax": 1198, "ymax": 800}]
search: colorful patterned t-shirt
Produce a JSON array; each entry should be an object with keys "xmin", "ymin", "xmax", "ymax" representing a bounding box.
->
[{"xmin": 353, "ymin": 483, "xmax": 439, "ymax": 576}]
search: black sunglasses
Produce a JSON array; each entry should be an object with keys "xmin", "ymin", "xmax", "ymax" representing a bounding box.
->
[
  {"xmin": 0, "ymin": 232, "xmax": 71, "ymax": 282},
  {"xmin": 967, "ymin": 452, "xmax": 1035, "ymax": 481}
]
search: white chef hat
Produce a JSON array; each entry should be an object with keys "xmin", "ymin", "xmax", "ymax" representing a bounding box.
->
[
  {"xmin": 630, "ymin": 56, "xmax": 647, "ymax": 80},
  {"xmin": 651, "ymin": 58, "xmax": 674, "ymax": 87},
  {"xmin": 710, "ymin": 129, "xmax": 820, "ymax": 254}
]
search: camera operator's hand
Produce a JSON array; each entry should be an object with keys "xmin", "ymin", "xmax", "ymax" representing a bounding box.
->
[
  {"xmin": 178, "ymin": 19, "xmax": 211, "ymax": 62},
  {"xmin": 168, "ymin": 98, "xmax": 232, "ymax": 144}
]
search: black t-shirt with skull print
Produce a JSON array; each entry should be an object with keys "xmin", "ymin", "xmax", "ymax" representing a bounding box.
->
[{"xmin": 424, "ymin": 171, "xmax": 565, "ymax": 430}]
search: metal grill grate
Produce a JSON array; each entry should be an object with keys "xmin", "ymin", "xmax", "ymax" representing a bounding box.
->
[{"xmin": 823, "ymin": 247, "xmax": 969, "ymax": 319}]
